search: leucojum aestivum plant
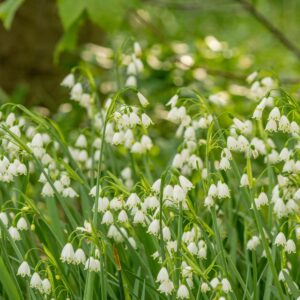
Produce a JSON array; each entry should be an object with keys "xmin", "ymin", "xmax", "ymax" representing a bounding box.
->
[{"xmin": 0, "ymin": 42, "xmax": 299, "ymax": 300}]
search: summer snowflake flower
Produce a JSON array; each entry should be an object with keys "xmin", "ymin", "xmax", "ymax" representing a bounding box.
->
[
  {"xmin": 60, "ymin": 243, "xmax": 75, "ymax": 264},
  {"xmin": 17, "ymin": 261, "xmax": 31, "ymax": 277},
  {"xmin": 177, "ymin": 284, "xmax": 189, "ymax": 299}
]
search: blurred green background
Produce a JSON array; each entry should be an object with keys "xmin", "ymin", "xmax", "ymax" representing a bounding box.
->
[{"xmin": 0, "ymin": 0, "xmax": 300, "ymax": 111}]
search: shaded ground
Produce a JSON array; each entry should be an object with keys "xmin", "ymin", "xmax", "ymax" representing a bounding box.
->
[{"xmin": 0, "ymin": 0, "xmax": 103, "ymax": 111}]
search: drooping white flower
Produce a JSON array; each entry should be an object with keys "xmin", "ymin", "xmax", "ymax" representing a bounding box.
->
[
  {"xmin": 8, "ymin": 226, "xmax": 21, "ymax": 241},
  {"xmin": 17, "ymin": 217, "xmax": 28, "ymax": 231},
  {"xmin": 156, "ymin": 267, "xmax": 169, "ymax": 282},
  {"xmin": 221, "ymin": 278, "xmax": 232, "ymax": 293},
  {"xmin": 201, "ymin": 282, "xmax": 210, "ymax": 293},
  {"xmin": 173, "ymin": 185, "xmax": 186, "ymax": 202},
  {"xmin": 166, "ymin": 94, "xmax": 178, "ymax": 107},
  {"xmin": 137, "ymin": 92, "xmax": 149, "ymax": 107},
  {"xmin": 17, "ymin": 261, "xmax": 31, "ymax": 277},
  {"xmin": 74, "ymin": 248, "xmax": 86, "ymax": 265},
  {"xmin": 70, "ymin": 83, "xmax": 83, "ymax": 101},
  {"xmin": 42, "ymin": 279, "xmax": 51, "ymax": 295},
  {"xmin": 102, "ymin": 211, "xmax": 114, "ymax": 225},
  {"xmin": 126, "ymin": 193, "xmax": 140, "ymax": 208},
  {"xmin": 41, "ymin": 182, "xmax": 54, "ymax": 197},
  {"xmin": 274, "ymin": 232, "xmax": 286, "ymax": 247},
  {"xmin": 177, "ymin": 284, "xmax": 189, "ymax": 299},
  {"xmin": 240, "ymin": 174, "xmax": 249, "ymax": 187},
  {"xmin": 284, "ymin": 239, "xmax": 296, "ymax": 254},
  {"xmin": 279, "ymin": 269, "xmax": 289, "ymax": 281},
  {"xmin": 265, "ymin": 119, "xmax": 277, "ymax": 132},
  {"xmin": 254, "ymin": 192, "xmax": 268, "ymax": 209},
  {"xmin": 118, "ymin": 210, "xmax": 128, "ymax": 223},
  {"xmin": 179, "ymin": 175, "xmax": 193, "ymax": 191},
  {"xmin": 61, "ymin": 74, "xmax": 75, "ymax": 88},
  {"xmin": 30, "ymin": 272, "xmax": 42, "ymax": 290},
  {"xmin": 85, "ymin": 257, "xmax": 100, "ymax": 272},
  {"xmin": 268, "ymin": 107, "xmax": 280, "ymax": 121},
  {"xmin": 247, "ymin": 235, "xmax": 260, "ymax": 250},
  {"xmin": 0, "ymin": 212, "xmax": 8, "ymax": 227},
  {"xmin": 60, "ymin": 243, "xmax": 75, "ymax": 264},
  {"xmin": 210, "ymin": 277, "xmax": 220, "ymax": 289},
  {"xmin": 141, "ymin": 113, "xmax": 153, "ymax": 127},
  {"xmin": 158, "ymin": 279, "xmax": 174, "ymax": 295},
  {"xmin": 217, "ymin": 181, "xmax": 230, "ymax": 198}
]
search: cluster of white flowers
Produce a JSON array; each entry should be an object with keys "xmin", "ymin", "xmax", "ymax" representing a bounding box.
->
[{"xmin": 125, "ymin": 42, "xmax": 144, "ymax": 88}]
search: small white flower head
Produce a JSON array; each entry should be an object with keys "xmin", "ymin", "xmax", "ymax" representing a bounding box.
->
[
  {"xmin": 187, "ymin": 242, "xmax": 198, "ymax": 255},
  {"xmin": 210, "ymin": 277, "xmax": 220, "ymax": 289},
  {"xmin": 204, "ymin": 196, "xmax": 214, "ymax": 208},
  {"xmin": 137, "ymin": 92, "xmax": 149, "ymax": 107},
  {"xmin": 163, "ymin": 185, "xmax": 174, "ymax": 201},
  {"xmin": 148, "ymin": 219, "xmax": 160, "ymax": 236},
  {"xmin": 31, "ymin": 133, "xmax": 43, "ymax": 148},
  {"xmin": 284, "ymin": 239, "xmax": 296, "ymax": 254},
  {"xmin": 118, "ymin": 210, "xmax": 128, "ymax": 223},
  {"xmin": 279, "ymin": 269, "xmax": 289, "ymax": 281},
  {"xmin": 94, "ymin": 197, "xmax": 110, "ymax": 213},
  {"xmin": 179, "ymin": 175, "xmax": 193, "ymax": 191},
  {"xmin": 74, "ymin": 248, "xmax": 86, "ymax": 265},
  {"xmin": 134, "ymin": 42, "xmax": 142, "ymax": 56},
  {"xmin": 247, "ymin": 235, "xmax": 260, "ymax": 250},
  {"xmin": 217, "ymin": 181, "xmax": 230, "ymax": 198},
  {"xmin": 265, "ymin": 119, "xmax": 277, "ymax": 132},
  {"xmin": 0, "ymin": 212, "xmax": 8, "ymax": 227},
  {"xmin": 30, "ymin": 272, "xmax": 42, "ymax": 290},
  {"xmin": 17, "ymin": 217, "xmax": 28, "ymax": 231},
  {"xmin": 177, "ymin": 284, "xmax": 189, "ymax": 299},
  {"xmin": 208, "ymin": 183, "xmax": 218, "ymax": 197},
  {"xmin": 278, "ymin": 116, "xmax": 290, "ymax": 133},
  {"xmin": 102, "ymin": 211, "xmax": 114, "ymax": 225},
  {"xmin": 85, "ymin": 257, "xmax": 100, "ymax": 272},
  {"xmin": 274, "ymin": 198, "xmax": 287, "ymax": 218},
  {"xmin": 41, "ymin": 182, "xmax": 54, "ymax": 197},
  {"xmin": 221, "ymin": 278, "xmax": 232, "ymax": 293},
  {"xmin": 166, "ymin": 94, "xmax": 178, "ymax": 107},
  {"xmin": 63, "ymin": 187, "xmax": 78, "ymax": 198},
  {"xmin": 126, "ymin": 193, "xmax": 140, "ymax": 208},
  {"xmin": 60, "ymin": 243, "xmax": 75, "ymax": 264},
  {"xmin": 268, "ymin": 107, "xmax": 280, "ymax": 121},
  {"xmin": 274, "ymin": 232, "xmax": 286, "ymax": 247},
  {"xmin": 152, "ymin": 179, "xmax": 161, "ymax": 193},
  {"xmin": 201, "ymin": 282, "xmax": 210, "ymax": 293},
  {"xmin": 125, "ymin": 76, "xmax": 137, "ymax": 87},
  {"xmin": 133, "ymin": 210, "xmax": 146, "ymax": 225},
  {"xmin": 173, "ymin": 185, "xmax": 186, "ymax": 202},
  {"xmin": 240, "ymin": 174, "xmax": 249, "ymax": 187},
  {"xmin": 255, "ymin": 192, "xmax": 268, "ymax": 209},
  {"xmin": 17, "ymin": 261, "xmax": 31, "ymax": 277},
  {"xmin": 61, "ymin": 73, "xmax": 75, "ymax": 88},
  {"xmin": 6, "ymin": 112, "xmax": 16, "ymax": 127},
  {"xmin": 70, "ymin": 83, "xmax": 83, "ymax": 101},
  {"xmin": 8, "ymin": 226, "xmax": 21, "ymax": 241},
  {"xmin": 75, "ymin": 134, "xmax": 87, "ymax": 148},
  {"xmin": 42, "ymin": 278, "xmax": 51, "ymax": 295},
  {"xmin": 141, "ymin": 113, "xmax": 153, "ymax": 127},
  {"xmin": 252, "ymin": 107, "xmax": 263, "ymax": 120},
  {"xmin": 141, "ymin": 135, "xmax": 153, "ymax": 151},
  {"xmin": 158, "ymin": 279, "xmax": 174, "ymax": 295},
  {"xmin": 162, "ymin": 227, "xmax": 171, "ymax": 241},
  {"xmin": 156, "ymin": 267, "xmax": 169, "ymax": 282}
]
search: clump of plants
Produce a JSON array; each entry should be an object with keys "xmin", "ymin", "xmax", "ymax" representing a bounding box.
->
[{"xmin": 0, "ymin": 42, "xmax": 299, "ymax": 300}]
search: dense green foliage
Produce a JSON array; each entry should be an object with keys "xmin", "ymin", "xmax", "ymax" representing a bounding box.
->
[{"xmin": 0, "ymin": 1, "xmax": 299, "ymax": 300}]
